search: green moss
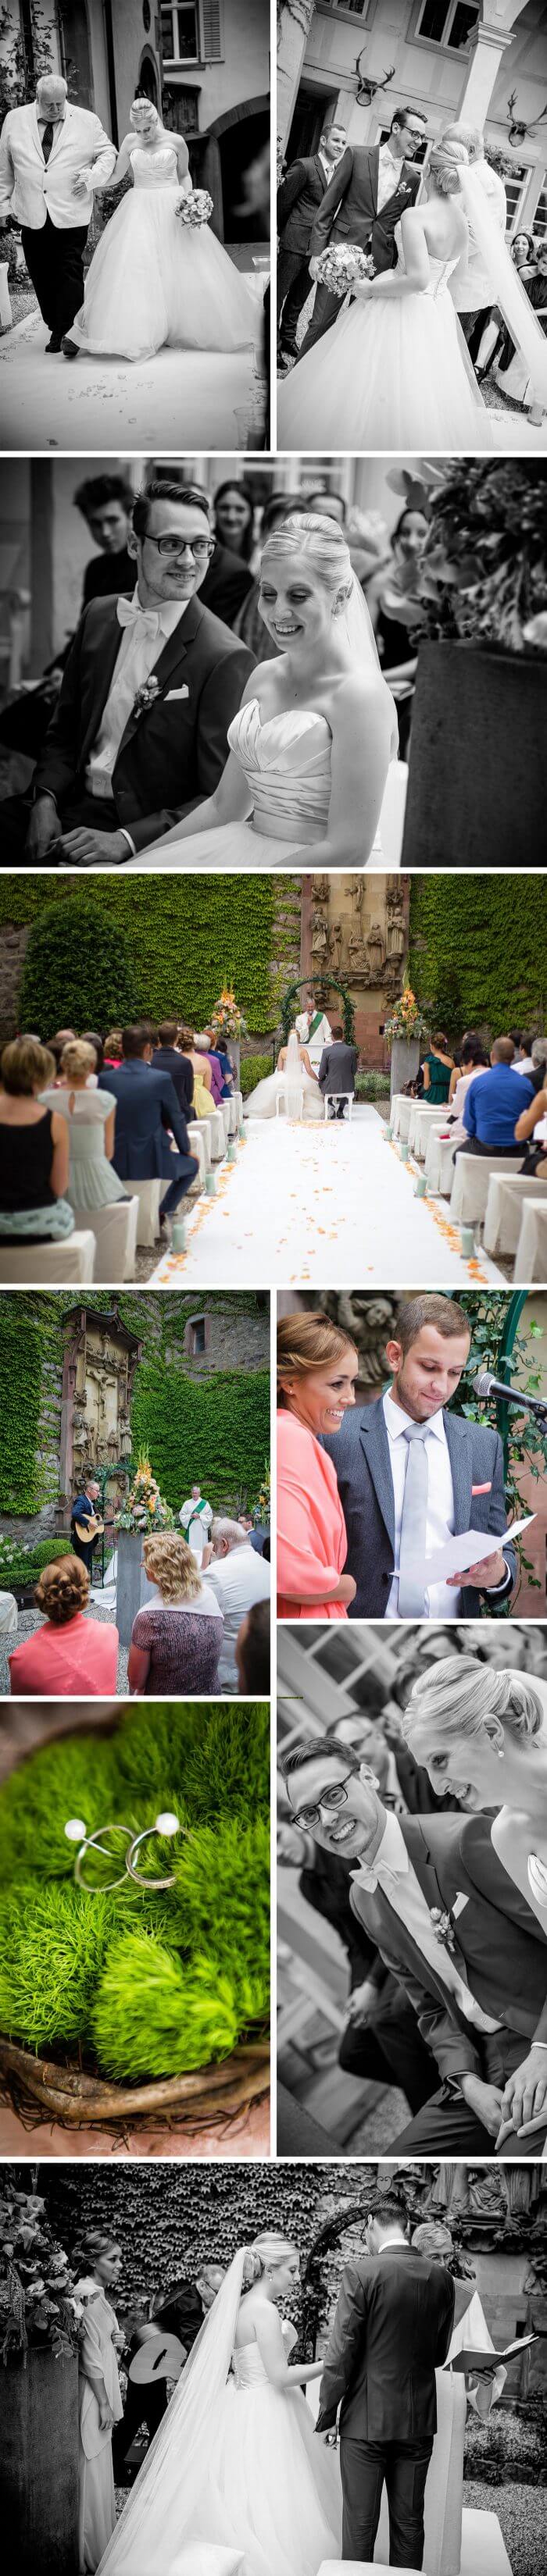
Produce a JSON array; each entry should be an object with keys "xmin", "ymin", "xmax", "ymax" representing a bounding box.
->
[
  {"xmin": 171, "ymin": 1817, "xmax": 270, "ymax": 2020},
  {"xmin": 0, "ymin": 1733, "xmax": 120, "ymax": 1886},
  {"xmin": 181, "ymin": 1701, "xmax": 270, "ymax": 1823},
  {"xmin": 0, "ymin": 1884, "xmax": 119, "ymax": 2050},
  {"xmin": 5, "ymin": 877, "xmax": 278, "ymax": 1037},
  {"xmin": 91, "ymin": 1930, "xmax": 240, "ymax": 2079}
]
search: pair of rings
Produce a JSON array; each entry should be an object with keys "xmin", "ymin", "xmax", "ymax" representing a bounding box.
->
[{"xmin": 64, "ymin": 1811, "xmax": 184, "ymax": 1894}]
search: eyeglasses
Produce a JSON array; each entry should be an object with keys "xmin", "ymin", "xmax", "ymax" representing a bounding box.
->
[
  {"xmin": 292, "ymin": 1773, "xmax": 354, "ymax": 1833},
  {"xmin": 145, "ymin": 533, "xmax": 212, "ymax": 561}
]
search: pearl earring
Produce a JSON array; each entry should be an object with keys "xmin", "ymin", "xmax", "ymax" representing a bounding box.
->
[
  {"xmin": 64, "ymin": 1819, "xmax": 134, "ymax": 1893},
  {"xmin": 125, "ymin": 1812, "xmax": 184, "ymax": 1890},
  {"xmin": 496, "ymin": 1747, "xmax": 504, "ymax": 1762}
]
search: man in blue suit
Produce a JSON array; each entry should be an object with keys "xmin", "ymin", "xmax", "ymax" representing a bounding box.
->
[
  {"xmin": 98, "ymin": 1023, "xmax": 198, "ymax": 1229},
  {"xmin": 323, "ymin": 1293, "xmax": 516, "ymax": 1619}
]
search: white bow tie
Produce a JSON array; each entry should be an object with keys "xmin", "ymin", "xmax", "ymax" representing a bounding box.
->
[
  {"xmin": 357, "ymin": 1858, "xmax": 400, "ymax": 1895},
  {"xmin": 116, "ymin": 598, "xmax": 161, "ymax": 640}
]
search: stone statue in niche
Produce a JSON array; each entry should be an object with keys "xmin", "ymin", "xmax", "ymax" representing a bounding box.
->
[
  {"xmin": 312, "ymin": 907, "xmax": 329, "ymax": 964},
  {"xmin": 386, "ymin": 878, "xmax": 406, "ymax": 957},
  {"xmin": 320, "ymin": 1292, "xmax": 399, "ymax": 1388},
  {"xmin": 327, "ymin": 918, "xmax": 342, "ymax": 975},
  {"xmin": 366, "ymin": 921, "xmax": 386, "ymax": 979}
]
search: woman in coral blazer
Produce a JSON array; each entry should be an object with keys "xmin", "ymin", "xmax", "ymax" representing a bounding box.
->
[
  {"xmin": 277, "ymin": 1311, "xmax": 358, "ymax": 1619},
  {"xmin": 9, "ymin": 1554, "xmax": 118, "ymax": 1697}
]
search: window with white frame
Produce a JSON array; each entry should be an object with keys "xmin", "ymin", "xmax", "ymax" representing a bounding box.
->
[
  {"xmin": 318, "ymin": 2, "xmax": 372, "ymax": 22},
  {"xmin": 160, "ymin": 1, "xmax": 223, "ymax": 67},
  {"xmin": 532, "ymin": 181, "xmax": 547, "ymax": 239},
  {"xmin": 413, "ymin": 0, "xmax": 478, "ymax": 52}
]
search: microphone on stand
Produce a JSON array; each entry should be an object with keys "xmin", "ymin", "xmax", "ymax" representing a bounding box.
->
[{"xmin": 473, "ymin": 1370, "xmax": 547, "ymax": 1431}]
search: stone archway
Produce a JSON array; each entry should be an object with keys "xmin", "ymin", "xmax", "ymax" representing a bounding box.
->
[
  {"xmin": 137, "ymin": 46, "xmax": 159, "ymax": 106},
  {"xmin": 163, "ymin": 93, "xmax": 270, "ymax": 241}
]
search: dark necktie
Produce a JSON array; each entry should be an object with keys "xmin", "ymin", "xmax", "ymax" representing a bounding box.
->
[{"xmin": 41, "ymin": 122, "xmax": 54, "ymax": 163}]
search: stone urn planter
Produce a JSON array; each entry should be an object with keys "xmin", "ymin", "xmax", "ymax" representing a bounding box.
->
[
  {"xmin": 2, "ymin": 2345, "xmax": 79, "ymax": 2574},
  {"xmin": 115, "ymin": 1527, "xmax": 157, "ymax": 1647},
  {"xmin": 229, "ymin": 1037, "xmax": 240, "ymax": 1083},
  {"xmin": 402, "ymin": 641, "xmax": 547, "ymax": 868},
  {"xmin": 390, "ymin": 1036, "xmax": 421, "ymax": 1103}
]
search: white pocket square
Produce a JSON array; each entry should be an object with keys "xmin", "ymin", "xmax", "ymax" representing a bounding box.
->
[
  {"xmin": 165, "ymin": 685, "xmax": 190, "ymax": 701},
  {"xmin": 452, "ymin": 1891, "xmax": 469, "ymax": 1919}
]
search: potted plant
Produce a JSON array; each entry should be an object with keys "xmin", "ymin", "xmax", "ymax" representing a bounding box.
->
[
  {"xmin": 393, "ymin": 459, "xmax": 547, "ymax": 868},
  {"xmin": 1, "ymin": 2186, "xmax": 80, "ymax": 2574},
  {"xmin": 114, "ymin": 1449, "xmax": 173, "ymax": 1645},
  {"xmin": 384, "ymin": 980, "xmax": 428, "ymax": 1102},
  {"xmin": 209, "ymin": 987, "xmax": 248, "ymax": 1086}
]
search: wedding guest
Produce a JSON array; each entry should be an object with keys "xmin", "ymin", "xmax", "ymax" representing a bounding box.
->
[
  {"xmin": 96, "ymin": 1024, "xmax": 198, "ymax": 1231},
  {"xmin": 177, "ymin": 1028, "xmax": 213, "ymax": 1120},
  {"xmin": 8, "ymin": 1555, "xmax": 119, "ymax": 1698},
  {"xmin": 515, "ymin": 1064, "xmax": 547, "ymax": 1174},
  {"xmin": 277, "ymin": 122, "xmax": 347, "ymax": 366},
  {"xmin": 513, "ymin": 1032, "xmax": 535, "ymax": 1076},
  {"xmin": 201, "ymin": 1518, "xmax": 270, "ymax": 1691},
  {"xmin": 74, "ymin": 2233, "xmax": 123, "ymax": 2574},
  {"xmin": 277, "ymin": 1312, "xmax": 358, "ymax": 1619},
  {"xmin": 80, "ymin": 1031, "xmax": 105, "ymax": 1075},
  {"xmin": 366, "ymin": 505, "xmax": 428, "ymax": 757},
  {"xmin": 444, "ymin": 1036, "xmax": 489, "ymax": 1149},
  {"xmin": 75, "ymin": 476, "xmax": 136, "ymax": 604},
  {"xmin": 127, "ymin": 1531, "xmax": 223, "ymax": 1696},
  {"xmin": 153, "ymin": 1021, "xmax": 195, "ymax": 1117},
  {"xmin": 421, "ymin": 1032, "xmax": 454, "ymax": 1103},
  {"xmin": 112, "ymin": 2267, "xmax": 223, "ymax": 2484},
  {"xmin": 0, "ymin": 73, "xmax": 116, "ymax": 351},
  {"xmin": 193, "ymin": 1034, "xmax": 223, "ymax": 1105},
  {"xmin": 477, "ymin": 230, "xmax": 536, "ymax": 379},
  {"xmin": 235, "ymin": 1596, "xmax": 270, "ymax": 1694},
  {"xmin": 2, "ymin": 483, "xmax": 252, "ymax": 867},
  {"xmin": 316, "ymin": 1023, "xmax": 359, "ymax": 1120},
  {"xmin": 203, "ymin": 1028, "xmax": 234, "ymax": 1098},
  {"xmin": 459, "ymin": 1036, "xmax": 534, "ymax": 1157},
  {"xmin": 103, "ymin": 1030, "xmax": 123, "ymax": 1068},
  {"xmin": 322, "ymin": 1293, "xmax": 516, "ymax": 1620},
  {"xmin": 40, "ymin": 1039, "xmax": 130, "ymax": 1220},
  {"xmin": 213, "ymin": 479, "xmax": 255, "ymax": 564},
  {"xmin": 0, "ymin": 1035, "xmax": 73, "ymax": 1244},
  {"xmin": 444, "ymin": 123, "xmax": 506, "ymax": 364}
]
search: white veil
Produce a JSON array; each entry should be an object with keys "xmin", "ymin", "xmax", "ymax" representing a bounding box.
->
[
  {"xmin": 460, "ymin": 164, "xmax": 547, "ymax": 406},
  {"xmin": 343, "ymin": 570, "xmax": 399, "ymax": 761},
  {"xmin": 97, "ymin": 2250, "xmax": 248, "ymax": 2574},
  {"xmin": 284, "ymin": 1025, "xmax": 306, "ymax": 1120}
]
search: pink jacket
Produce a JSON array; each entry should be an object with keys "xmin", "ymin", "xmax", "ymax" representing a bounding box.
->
[{"xmin": 277, "ymin": 1410, "xmax": 349, "ymax": 1619}]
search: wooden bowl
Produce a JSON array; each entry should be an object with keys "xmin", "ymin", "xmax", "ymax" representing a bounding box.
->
[{"xmin": 0, "ymin": 2033, "xmax": 270, "ymax": 2132}]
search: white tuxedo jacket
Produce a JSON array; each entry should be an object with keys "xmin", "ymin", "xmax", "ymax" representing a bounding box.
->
[{"xmin": 0, "ymin": 101, "xmax": 116, "ymax": 230}]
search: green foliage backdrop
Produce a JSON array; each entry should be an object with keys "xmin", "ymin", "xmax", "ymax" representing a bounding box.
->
[
  {"xmin": 0, "ymin": 1295, "xmax": 270, "ymax": 1522},
  {"xmin": 130, "ymin": 1363, "xmax": 270, "ymax": 1512},
  {"xmin": 409, "ymin": 877, "xmax": 547, "ymax": 1031},
  {"xmin": 0, "ymin": 1309, "xmax": 45, "ymax": 1514},
  {"xmin": 3, "ymin": 877, "xmax": 280, "ymax": 1036}
]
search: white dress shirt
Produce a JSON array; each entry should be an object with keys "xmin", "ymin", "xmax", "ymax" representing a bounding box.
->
[
  {"xmin": 377, "ymin": 145, "xmax": 405, "ymax": 213},
  {"xmin": 383, "ymin": 1388, "xmax": 462, "ymax": 1622},
  {"xmin": 352, "ymin": 1809, "xmax": 501, "ymax": 2032},
  {"xmin": 202, "ymin": 1543, "xmax": 270, "ymax": 1691},
  {"xmin": 86, "ymin": 591, "xmax": 188, "ymax": 798}
]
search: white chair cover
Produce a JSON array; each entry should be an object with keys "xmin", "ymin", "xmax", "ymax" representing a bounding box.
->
[{"xmin": 0, "ymin": 1232, "xmax": 95, "ymax": 1283}]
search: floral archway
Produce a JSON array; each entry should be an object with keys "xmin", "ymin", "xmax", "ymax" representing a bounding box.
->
[{"xmin": 280, "ymin": 977, "xmax": 356, "ymax": 1047}]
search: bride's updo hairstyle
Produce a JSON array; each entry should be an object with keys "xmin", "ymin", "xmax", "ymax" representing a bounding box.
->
[
  {"xmin": 428, "ymin": 140, "xmax": 469, "ymax": 198},
  {"xmin": 241, "ymin": 2235, "xmax": 299, "ymax": 2288},
  {"xmin": 130, "ymin": 97, "xmax": 159, "ymax": 131},
  {"xmin": 403, "ymin": 1655, "xmax": 545, "ymax": 1755},
  {"xmin": 260, "ymin": 513, "xmax": 354, "ymax": 614},
  {"xmin": 277, "ymin": 1310, "xmax": 356, "ymax": 1408}
]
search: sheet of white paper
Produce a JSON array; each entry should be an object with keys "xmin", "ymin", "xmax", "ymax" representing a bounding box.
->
[{"xmin": 395, "ymin": 1514, "xmax": 534, "ymax": 1586}]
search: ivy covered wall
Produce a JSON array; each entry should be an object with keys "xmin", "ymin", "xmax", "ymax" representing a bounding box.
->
[
  {"xmin": 409, "ymin": 875, "xmax": 547, "ymax": 1032},
  {"xmin": 0, "ymin": 1294, "xmax": 270, "ymax": 1532},
  {"xmin": 0, "ymin": 876, "xmax": 302, "ymax": 1040}
]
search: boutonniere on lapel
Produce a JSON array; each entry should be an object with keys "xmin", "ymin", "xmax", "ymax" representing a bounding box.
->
[
  {"xmin": 131, "ymin": 675, "xmax": 162, "ymax": 721},
  {"xmin": 431, "ymin": 1906, "xmax": 457, "ymax": 1957}
]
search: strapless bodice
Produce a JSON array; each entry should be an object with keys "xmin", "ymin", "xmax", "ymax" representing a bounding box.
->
[
  {"xmin": 393, "ymin": 228, "xmax": 462, "ymax": 301},
  {"xmin": 232, "ymin": 2343, "xmax": 270, "ymax": 2390},
  {"xmin": 130, "ymin": 144, "xmax": 180, "ymax": 191},
  {"xmin": 227, "ymin": 700, "xmax": 331, "ymax": 845}
]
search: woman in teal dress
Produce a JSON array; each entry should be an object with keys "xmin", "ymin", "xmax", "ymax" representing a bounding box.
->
[{"xmin": 422, "ymin": 1031, "xmax": 454, "ymax": 1106}]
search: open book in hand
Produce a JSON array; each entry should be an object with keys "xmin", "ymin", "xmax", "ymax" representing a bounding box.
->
[
  {"xmin": 445, "ymin": 2335, "xmax": 537, "ymax": 2373},
  {"xmin": 394, "ymin": 1514, "xmax": 535, "ymax": 1587}
]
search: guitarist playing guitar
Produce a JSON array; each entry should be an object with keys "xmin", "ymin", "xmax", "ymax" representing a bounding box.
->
[{"xmin": 70, "ymin": 1474, "xmax": 104, "ymax": 1572}]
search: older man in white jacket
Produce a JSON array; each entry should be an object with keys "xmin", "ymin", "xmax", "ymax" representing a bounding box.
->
[
  {"xmin": 444, "ymin": 119, "xmax": 506, "ymax": 367},
  {"xmin": 0, "ymin": 70, "xmax": 116, "ymax": 350},
  {"xmin": 201, "ymin": 1516, "xmax": 270, "ymax": 1694}
]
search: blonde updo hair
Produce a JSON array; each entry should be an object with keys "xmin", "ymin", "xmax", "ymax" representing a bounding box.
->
[
  {"xmin": 61, "ymin": 1039, "xmax": 97, "ymax": 1081},
  {"xmin": 277, "ymin": 1309, "xmax": 356, "ymax": 1407},
  {"xmin": 130, "ymin": 97, "xmax": 159, "ymax": 129},
  {"xmin": 260, "ymin": 513, "xmax": 353, "ymax": 607},
  {"xmin": 241, "ymin": 2234, "xmax": 299, "ymax": 2289},
  {"xmin": 404, "ymin": 1655, "xmax": 545, "ymax": 1755},
  {"xmin": 142, "ymin": 1530, "xmax": 201, "ymax": 1604},
  {"xmin": 34, "ymin": 1553, "xmax": 89, "ymax": 1624},
  {"xmin": 429, "ymin": 140, "xmax": 469, "ymax": 198}
]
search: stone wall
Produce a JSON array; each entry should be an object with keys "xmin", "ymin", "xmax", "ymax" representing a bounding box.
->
[{"xmin": 309, "ymin": 873, "xmax": 409, "ymax": 1066}]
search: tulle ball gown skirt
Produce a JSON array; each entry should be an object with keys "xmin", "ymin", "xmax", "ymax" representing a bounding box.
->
[
  {"xmin": 280, "ymin": 287, "xmax": 493, "ymax": 450},
  {"xmin": 70, "ymin": 190, "xmax": 256, "ymax": 362}
]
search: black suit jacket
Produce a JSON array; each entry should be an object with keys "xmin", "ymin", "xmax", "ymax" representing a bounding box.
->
[
  {"xmin": 277, "ymin": 153, "xmax": 328, "ymax": 253},
  {"xmin": 322, "ymin": 1398, "xmax": 515, "ymax": 1619},
  {"xmin": 198, "ymin": 540, "xmax": 254, "ymax": 629},
  {"xmin": 152, "ymin": 1046, "xmax": 194, "ymax": 1118},
  {"xmin": 97, "ymin": 1060, "xmax": 191, "ymax": 1182},
  {"xmin": 318, "ymin": 2246, "xmax": 454, "ymax": 2439},
  {"xmin": 349, "ymin": 1808, "xmax": 547, "ymax": 2087},
  {"xmin": 317, "ymin": 1041, "xmax": 359, "ymax": 1096},
  {"xmin": 310, "ymin": 144, "xmax": 420, "ymax": 272},
  {"xmin": 34, "ymin": 593, "xmax": 252, "ymax": 853}
]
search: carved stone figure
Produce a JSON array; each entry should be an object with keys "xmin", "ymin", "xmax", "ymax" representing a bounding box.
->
[
  {"xmin": 366, "ymin": 921, "xmax": 386, "ymax": 979},
  {"xmin": 321, "ymin": 1292, "xmax": 399, "ymax": 1388}
]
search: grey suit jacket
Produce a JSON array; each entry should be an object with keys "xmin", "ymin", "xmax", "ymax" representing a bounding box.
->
[
  {"xmin": 322, "ymin": 1398, "xmax": 515, "ymax": 1617},
  {"xmin": 317, "ymin": 1041, "xmax": 359, "ymax": 1096}
]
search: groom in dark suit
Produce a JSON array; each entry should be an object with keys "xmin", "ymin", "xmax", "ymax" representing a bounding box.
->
[
  {"xmin": 317, "ymin": 1024, "xmax": 359, "ymax": 1119},
  {"xmin": 322, "ymin": 1292, "xmax": 516, "ymax": 1619},
  {"xmin": 2, "ymin": 483, "xmax": 252, "ymax": 867},
  {"xmin": 299, "ymin": 103, "xmax": 426, "ymax": 358},
  {"xmin": 316, "ymin": 2199, "xmax": 454, "ymax": 2566}
]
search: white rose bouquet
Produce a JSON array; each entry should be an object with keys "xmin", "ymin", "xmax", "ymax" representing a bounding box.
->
[
  {"xmin": 316, "ymin": 244, "xmax": 376, "ymax": 298},
  {"xmin": 177, "ymin": 190, "xmax": 213, "ymax": 230}
]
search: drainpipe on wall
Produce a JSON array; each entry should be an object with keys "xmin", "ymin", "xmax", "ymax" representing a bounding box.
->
[{"xmin": 102, "ymin": 0, "xmax": 119, "ymax": 148}]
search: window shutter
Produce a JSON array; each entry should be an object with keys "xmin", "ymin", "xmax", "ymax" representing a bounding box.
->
[{"xmin": 201, "ymin": 0, "xmax": 223, "ymax": 60}]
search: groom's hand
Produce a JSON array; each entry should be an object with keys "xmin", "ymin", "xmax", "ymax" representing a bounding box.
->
[
  {"xmin": 25, "ymin": 793, "xmax": 60, "ymax": 861},
  {"xmin": 448, "ymin": 1548, "xmax": 506, "ymax": 1591},
  {"xmin": 345, "ymin": 1979, "xmax": 378, "ymax": 2029},
  {"xmin": 460, "ymin": 2072, "xmax": 505, "ymax": 2139},
  {"xmin": 499, "ymin": 2045, "xmax": 547, "ymax": 2140},
  {"xmin": 58, "ymin": 825, "xmax": 130, "ymax": 866},
  {"xmin": 309, "ymin": 257, "xmax": 320, "ymax": 280}
]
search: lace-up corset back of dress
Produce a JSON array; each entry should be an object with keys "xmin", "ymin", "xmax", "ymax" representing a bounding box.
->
[
  {"xmin": 130, "ymin": 144, "xmax": 180, "ymax": 190},
  {"xmin": 232, "ymin": 2342, "xmax": 270, "ymax": 2390},
  {"xmin": 227, "ymin": 700, "xmax": 331, "ymax": 845},
  {"xmin": 395, "ymin": 225, "xmax": 462, "ymax": 300}
]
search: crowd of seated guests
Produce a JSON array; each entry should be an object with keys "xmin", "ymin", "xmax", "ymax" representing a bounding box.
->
[
  {"xmin": 0, "ymin": 1017, "xmax": 238, "ymax": 1251},
  {"xmin": 5, "ymin": 1518, "xmax": 270, "ymax": 1701},
  {"xmin": 409, "ymin": 1028, "xmax": 546, "ymax": 1174}
]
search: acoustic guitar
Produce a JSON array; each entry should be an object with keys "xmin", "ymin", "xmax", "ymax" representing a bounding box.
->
[
  {"xmin": 129, "ymin": 2323, "xmax": 186, "ymax": 2383},
  {"xmin": 71, "ymin": 1515, "xmax": 105, "ymax": 1545}
]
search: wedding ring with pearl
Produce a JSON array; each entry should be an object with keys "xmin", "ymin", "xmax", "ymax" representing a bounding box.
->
[
  {"xmin": 64, "ymin": 1819, "xmax": 134, "ymax": 1893},
  {"xmin": 125, "ymin": 1812, "xmax": 184, "ymax": 1890}
]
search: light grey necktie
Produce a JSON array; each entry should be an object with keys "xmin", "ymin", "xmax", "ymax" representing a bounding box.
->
[{"xmin": 398, "ymin": 1423, "xmax": 430, "ymax": 1619}]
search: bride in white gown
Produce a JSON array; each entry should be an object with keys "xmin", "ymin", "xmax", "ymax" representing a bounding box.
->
[
  {"xmin": 245, "ymin": 1030, "xmax": 323, "ymax": 1121},
  {"xmin": 65, "ymin": 97, "xmax": 256, "ymax": 363},
  {"xmin": 125, "ymin": 515, "xmax": 402, "ymax": 871},
  {"xmin": 96, "ymin": 2231, "xmax": 472, "ymax": 2576}
]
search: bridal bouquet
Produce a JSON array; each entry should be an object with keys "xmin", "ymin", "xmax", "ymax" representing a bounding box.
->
[
  {"xmin": 177, "ymin": 190, "xmax": 213, "ymax": 229},
  {"xmin": 316, "ymin": 244, "xmax": 376, "ymax": 298}
]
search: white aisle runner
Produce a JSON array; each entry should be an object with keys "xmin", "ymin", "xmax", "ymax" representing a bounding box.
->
[
  {"xmin": 150, "ymin": 1108, "xmax": 504, "ymax": 1288},
  {"xmin": 0, "ymin": 309, "xmax": 262, "ymax": 450}
]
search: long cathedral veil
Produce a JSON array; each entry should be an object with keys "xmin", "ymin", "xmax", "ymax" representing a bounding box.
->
[
  {"xmin": 284, "ymin": 1026, "xmax": 306, "ymax": 1121},
  {"xmin": 97, "ymin": 2251, "xmax": 248, "ymax": 2574},
  {"xmin": 460, "ymin": 165, "xmax": 547, "ymax": 406},
  {"xmin": 342, "ymin": 571, "xmax": 399, "ymax": 761}
]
